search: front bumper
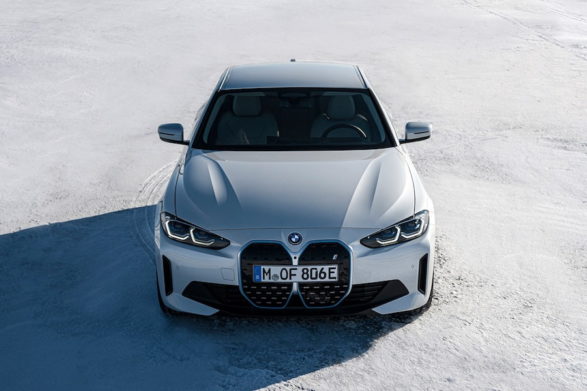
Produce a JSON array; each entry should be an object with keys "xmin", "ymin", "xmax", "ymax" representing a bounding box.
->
[{"xmin": 154, "ymin": 211, "xmax": 435, "ymax": 316}]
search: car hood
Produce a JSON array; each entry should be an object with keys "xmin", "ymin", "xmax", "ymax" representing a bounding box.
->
[{"xmin": 174, "ymin": 148, "xmax": 414, "ymax": 230}]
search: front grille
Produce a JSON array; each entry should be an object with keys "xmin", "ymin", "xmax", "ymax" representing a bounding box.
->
[
  {"xmin": 298, "ymin": 242, "xmax": 351, "ymax": 307},
  {"xmin": 240, "ymin": 243, "xmax": 293, "ymax": 308}
]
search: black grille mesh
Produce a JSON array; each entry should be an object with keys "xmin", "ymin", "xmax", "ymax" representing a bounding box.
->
[
  {"xmin": 298, "ymin": 242, "xmax": 351, "ymax": 307},
  {"xmin": 240, "ymin": 243, "xmax": 293, "ymax": 308}
]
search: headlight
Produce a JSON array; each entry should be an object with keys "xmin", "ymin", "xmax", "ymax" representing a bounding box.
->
[
  {"xmin": 360, "ymin": 210, "xmax": 429, "ymax": 248},
  {"xmin": 160, "ymin": 212, "xmax": 230, "ymax": 249}
]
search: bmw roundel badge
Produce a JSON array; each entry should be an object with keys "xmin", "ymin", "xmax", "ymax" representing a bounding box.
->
[{"xmin": 288, "ymin": 232, "xmax": 302, "ymax": 245}]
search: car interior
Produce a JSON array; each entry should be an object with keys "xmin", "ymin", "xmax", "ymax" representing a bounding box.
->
[{"xmin": 199, "ymin": 90, "xmax": 388, "ymax": 148}]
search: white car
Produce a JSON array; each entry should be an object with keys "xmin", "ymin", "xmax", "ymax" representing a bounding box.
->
[{"xmin": 154, "ymin": 62, "xmax": 434, "ymax": 316}]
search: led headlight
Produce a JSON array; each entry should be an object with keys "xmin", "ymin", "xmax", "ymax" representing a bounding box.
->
[
  {"xmin": 160, "ymin": 212, "xmax": 230, "ymax": 249},
  {"xmin": 361, "ymin": 210, "xmax": 429, "ymax": 248}
]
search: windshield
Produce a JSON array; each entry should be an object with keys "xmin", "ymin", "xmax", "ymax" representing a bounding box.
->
[{"xmin": 193, "ymin": 89, "xmax": 393, "ymax": 151}]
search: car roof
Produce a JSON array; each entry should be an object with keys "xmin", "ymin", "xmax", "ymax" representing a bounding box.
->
[{"xmin": 219, "ymin": 62, "xmax": 366, "ymax": 90}]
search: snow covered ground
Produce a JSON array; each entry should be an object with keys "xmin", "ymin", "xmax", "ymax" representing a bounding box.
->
[{"xmin": 1, "ymin": 0, "xmax": 586, "ymax": 389}]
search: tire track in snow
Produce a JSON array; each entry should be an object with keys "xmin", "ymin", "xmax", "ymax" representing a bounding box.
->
[
  {"xmin": 538, "ymin": 0, "xmax": 587, "ymax": 24},
  {"xmin": 131, "ymin": 161, "xmax": 175, "ymax": 263},
  {"xmin": 462, "ymin": 0, "xmax": 587, "ymax": 61}
]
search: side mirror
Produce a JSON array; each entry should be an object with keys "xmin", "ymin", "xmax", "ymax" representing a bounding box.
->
[
  {"xmin": 400, "ymin": 122, "xmax": 431, "ymax": 144},
  {"xmin": 158, "ymin": 123, "xmax": 188, "ymax": 145}
]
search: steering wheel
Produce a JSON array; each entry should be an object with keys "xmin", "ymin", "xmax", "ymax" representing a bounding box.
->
[{"xmin": 321, "ymin": 123, "xmax": 367, "ymax": 139}]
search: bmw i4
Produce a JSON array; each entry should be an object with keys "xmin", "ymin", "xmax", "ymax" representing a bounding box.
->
[{"xmin": 154, "ymin": 62, "xmax": 434, "ymax": 316}]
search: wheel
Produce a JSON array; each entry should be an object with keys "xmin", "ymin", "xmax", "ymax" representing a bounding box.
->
[{"xmin": 156, "ymin": 279, "xmax": 181, "ymax": 316}]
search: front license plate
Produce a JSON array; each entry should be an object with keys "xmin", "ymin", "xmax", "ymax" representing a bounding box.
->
[{"xmin": 253, "ymin": 265, "xmax": 338, "ymax": 283}]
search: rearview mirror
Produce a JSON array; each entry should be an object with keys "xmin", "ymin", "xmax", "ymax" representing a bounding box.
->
[
  {"xmin": 158, "ymin": 123, "xmax": 188, "ymax": 145},
  {"xmin": 400, "ymin": 122, "xmax": 431, "ymax": 144}
]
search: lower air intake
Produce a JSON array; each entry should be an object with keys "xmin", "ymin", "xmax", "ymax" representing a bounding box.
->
[{"xmin": 418, "ymin": 254, "xmax": 428, "ymax": 294}]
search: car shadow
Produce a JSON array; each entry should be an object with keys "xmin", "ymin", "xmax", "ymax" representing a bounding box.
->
[{"xmin": 0, "ymin": 207, "xmax": 420, "ymax": 390}]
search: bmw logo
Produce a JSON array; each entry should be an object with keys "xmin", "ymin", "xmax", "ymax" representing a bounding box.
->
[{"xmin": 288, "ymin": 232, "xmax": 302, "ymax": 245}]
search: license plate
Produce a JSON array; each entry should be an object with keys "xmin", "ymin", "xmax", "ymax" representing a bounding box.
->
[{"xmin": 253, "ymin": 265, "xmax": 338, "ymax": 283}]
